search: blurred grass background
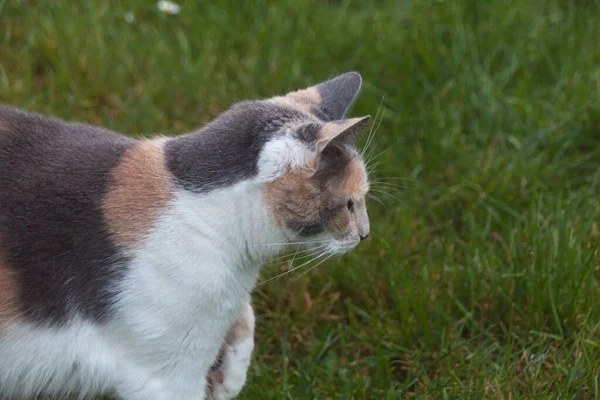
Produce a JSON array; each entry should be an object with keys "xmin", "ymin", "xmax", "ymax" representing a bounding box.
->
[{"xmin": 1, "ymin": 0, "xmax": 600, "ymax": 398}]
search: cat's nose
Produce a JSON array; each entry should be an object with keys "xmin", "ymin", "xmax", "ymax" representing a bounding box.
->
[{"xmin": 359, "ymin": 233, "xmax": 369, "ymax": 241}]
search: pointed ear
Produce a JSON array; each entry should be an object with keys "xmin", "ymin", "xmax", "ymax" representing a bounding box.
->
[
  {"xmin": 281, "ymin": 72, "xmax": 364, "ymax": 121},
  {"xmin": 314, "ymin": 72, "xmax": 363, "ymax": 121},
  {"xmin": 316, "ymin": 116, "xmax": 371, "ymax": 153}
]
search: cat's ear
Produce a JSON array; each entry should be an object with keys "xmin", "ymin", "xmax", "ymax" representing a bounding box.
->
[
  {"xmin": 314, "ymin": 72, "xmax": 363, "ymax": 121},
  {"xmin": 316, "ymin": 116, "xmax": 371, "ymax": 153},
  {"xmin": 285, "ymin": 72, "xmax": 364, "ymax": 121}
]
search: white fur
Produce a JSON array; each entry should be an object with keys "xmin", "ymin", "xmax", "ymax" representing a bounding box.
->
[
  {"xmin": 257, "ymin": 135, "xmax": 316, "ymax": 181},
  {"xmin": 0, "ymin": 177, "xmax": 288, "ymax": 400},
  {"xmin": 209, "ymin": 305, "xmax": 255, "ymax": 400},
  {"xmin": 211, "ymin": 337, "xmax": 254, "ymax": 400},
  {"xmin": 0, "ymin": 319, "xmax": 117, "ymax": 398}
]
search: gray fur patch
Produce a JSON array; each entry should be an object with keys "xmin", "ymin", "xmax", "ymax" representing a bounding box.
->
[
  {"xmin": 315, "ymin": 72, "xmax": 363, "ymax": 121},
  {"xmin": 293, "ymin": 123, "xmax": 321, "ymax": 148},
  {"xmin": 0, "ymin": 105, "xmax": 135, "ymax": 325},
  {"xmin": 166, "ymin": 101, "xmax": 308, "ymax": 192}
]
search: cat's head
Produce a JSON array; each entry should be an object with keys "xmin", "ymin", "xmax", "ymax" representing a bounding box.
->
[{"xmin": 256, "ymin": 72, "xmax": 371, "ymax": 255}]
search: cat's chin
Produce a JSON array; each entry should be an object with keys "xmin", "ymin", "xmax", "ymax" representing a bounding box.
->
[{"xmin": 326, "ymin": 240, "xmax": 360, "ymax": 255}]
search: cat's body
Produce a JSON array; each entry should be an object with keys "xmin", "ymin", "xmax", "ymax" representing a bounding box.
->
[{"xmin": 0, "ymin": 72, "xmax": 371, "ymax": 399}]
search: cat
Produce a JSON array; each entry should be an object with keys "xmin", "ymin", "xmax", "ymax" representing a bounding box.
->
[{"xmin": 0, "ymin": 72, "xmax": 371, "ymax": 400}]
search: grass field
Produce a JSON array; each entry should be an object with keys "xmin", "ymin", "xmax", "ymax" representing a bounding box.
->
[{"xmin": 1, "ymin": 0, "xmax": 600, "ymax": 398}]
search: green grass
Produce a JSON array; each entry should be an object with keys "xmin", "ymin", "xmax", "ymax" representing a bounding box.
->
[{"xmin": 2, "ymin": 0, "xmax": 600, "ymax": 398}]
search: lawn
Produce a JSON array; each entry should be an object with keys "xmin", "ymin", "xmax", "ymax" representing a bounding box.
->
[{"xmin": 1, "ymin": 0, "xmax": 599, "ymax": 398}]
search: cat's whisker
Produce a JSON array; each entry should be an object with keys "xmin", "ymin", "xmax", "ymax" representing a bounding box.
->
[
  {"xmin": 370, "ymin": 182, "xmax": 408, "ymax": 191},
  {"xmin": 287, "ymin": 243, "xmax": 303, "ymax": 269},
  {"xmin": 370, "ymin": 182, "xmax": 408, "ymax": 189},
  {"xmin": 361, "ymin": 96, "xmax": 384, "ymax": 158},
  {"xmin": 262, "ymin": 245, "xmax": 328, "ymax": 265},
  {"xmin": 366, "ymin": 193, "xmax": 388, "ymax": 212},
  {"xmin": 366, "ymin": 161, "xmax": 381, "ymax": 175},
  {"xmin": 290, "ymin": 253, "xmax": 334, "ymax": 282},
  {"xmin": 370, "ymin": 188, "xmax": 404, "ymax": 204},
  {"xmin": 259, "ymin": 244, "xmax": 328, "ymax": 266},
  {"xmin": 360, "ymin": 101, "xmax": 381, "ymax": 159},
  {"xmin": 261, "ymin": 246, "xmax": 324, "ymax": 266},
  {"xmin": 284, "ymin": 251, "xmax": 330, "ymax": 283},
  {"xmin": 364, "ymin": 105, "xmax": 387, "ymax": 163},
  {"xmin": 371, "ymin": 176, "xmax": 414, "ymax": 181},
  {"xmin": 254, "ymin": 239, "xmax": 325, "ymax": 247},
  {"xmin": 365, "ymin": 138, "xmax": 402, "ymax": 168},
  {"xmin": 258, "ymin": 249, "xmax": 329, "ymax": 285},
  {"xmin": 286, "ymin": 229, "xmax": 303, "ymax": 241}
]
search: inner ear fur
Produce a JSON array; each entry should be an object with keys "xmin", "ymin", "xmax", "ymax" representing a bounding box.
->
[{"xmin": 316, "ymin": 116, "xmax": 371, "ymax": 153}]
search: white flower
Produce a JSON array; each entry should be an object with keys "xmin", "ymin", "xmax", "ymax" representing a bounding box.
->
[
  {"xmin": 124, "ymin": 12, "xmax": 135, "ymax": 24},
  {"xmin": 157, "ymin": 0, "xmax": 180, "ymax": 15}
]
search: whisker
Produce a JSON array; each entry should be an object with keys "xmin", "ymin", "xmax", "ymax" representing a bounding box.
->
[
  {"xmin": 371, "ymin": 177, "xmax": 414, "ymax": 181},
  {"xmin": 258, "ymin": 250, "xmax": 329, "ymax": 285},
  {"xmin": 370, "ymin": 182, "xmax": 408, "ymax": 190},
  {"xmin": 370, "ymin": 182, "xmax": 408, "ymax": 189},
  {"xmin": 259, "ymin": 247, "xmax": 326, "ymax": 271},
  {"xmin": 365, "ymin": 138, "xmax": 402, "ymax": 167},
  {"xmin": 366, "ymin": 161, "xmax": 381, "ymax": 175},
  {"xmin": 362, "ymin": 98, "xmax": 384, "ymax": 157},
  {"xmin": 255, "ymin": 239, "xmax": 325, "ymax": 247},
  {"xmin": 287, "ymin": 229, "xmax": 303, "ymax": 241},
  {"xmin": 263, "ymin": 245, "xmax": 328, "ymax": 264},
  {"xmin": 367, "ymin": 193, "xmax": 388, "ymax": 212},
  {"xmin": 370, "ymin": 188, "xmax": 403, "ymax": 203},
  {"xmin": 287, "ymin": 244, "xmax": 303, "ymax": 268},
  {"xmin": 364, "ymin": 106, "xmax": 387, "ymax": 163},
  {"xmin": 361, "ymin": 96, "xmax": 385, "ymax": 158},
  {"xmin": 290, "ymin": 253, "xmax": 334, "ymax": 282}
]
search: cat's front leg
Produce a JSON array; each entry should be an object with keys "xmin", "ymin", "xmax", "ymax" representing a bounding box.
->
[{"xmin": 207, "ymin": 303, "xmax": 255, "ymax": 400}]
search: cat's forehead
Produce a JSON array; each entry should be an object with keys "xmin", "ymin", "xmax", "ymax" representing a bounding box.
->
[
  {"xmin": 316, "ymin": 149, "xmax": 369, "ymax": 199},
  {"xmin": 342, "ymin": 158, "xmax": 369, "ymax": 199}
]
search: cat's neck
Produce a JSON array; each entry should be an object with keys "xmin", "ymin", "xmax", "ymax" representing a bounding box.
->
[
  {"xmin": 166, "ymin": 175, "xmax": 287, "ymax": 269},
  {"xmin": 162, "ymin": 116, "xmax": 289, "ymax": 268}
]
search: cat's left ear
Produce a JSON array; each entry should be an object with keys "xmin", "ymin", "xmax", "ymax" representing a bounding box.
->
[
  {"xmin": 316, "ymin": 116, "xmax": 371, "ymax": 153},
  {"xmin": 314, "ymin": 72, "xmax": 363, "ymax": 121},
  {"xmin": 284, "ymin": 72, "xmax": 364, "ymax": 121}
]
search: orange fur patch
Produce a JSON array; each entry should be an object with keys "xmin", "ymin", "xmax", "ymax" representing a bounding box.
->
[
  {"xmin": 271, "ymin": 86, "xmax": 322, "ymax": 115},
  {"xmin": 225, "ymin": 303, "xmax": 255, "ymax": 344},
  {"xmin": 103, "ymin": 139, "xmax": 174, "ymax": 249},
  {"xmin": 331, "ymin": 212, "xmax": 350, "ymax": 233},
  {"xmin": 341, "ymin": 159, "xmax": 369, "ymax": 198},
  {"xmin": 264, "ymin": 171, "xmax": 320, "ymax": 227},
  {"xmin": 0, "ymin": 253, "xmax": 21, "ymax": 328}
]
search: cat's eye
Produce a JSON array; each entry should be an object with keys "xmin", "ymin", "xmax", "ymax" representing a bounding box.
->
[{"xmin": 347, "ymin": 200, "xmax": 354, "ymax": 210}]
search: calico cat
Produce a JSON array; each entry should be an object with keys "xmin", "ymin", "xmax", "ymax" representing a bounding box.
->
[{"xmin": 0, "ymin": 72, "xmax": 371, "ymax": 399}]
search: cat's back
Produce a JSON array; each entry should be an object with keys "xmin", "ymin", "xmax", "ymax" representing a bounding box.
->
[
  {"xmin": 0, "ymin": 104, "xmax": 135, "ymax": 168},
  {"xmin": 0, "ymin": 105, "xmax": 137, "ymax": 323}
]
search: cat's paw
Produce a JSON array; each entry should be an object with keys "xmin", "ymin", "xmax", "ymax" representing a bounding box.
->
[
  {"xmin": 207, "ymin": 303, "xmax": 255, "ymax": 400},
  {"xmin": 208, "ymin": 336, "xmax": 254, "ymax": 400}
]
